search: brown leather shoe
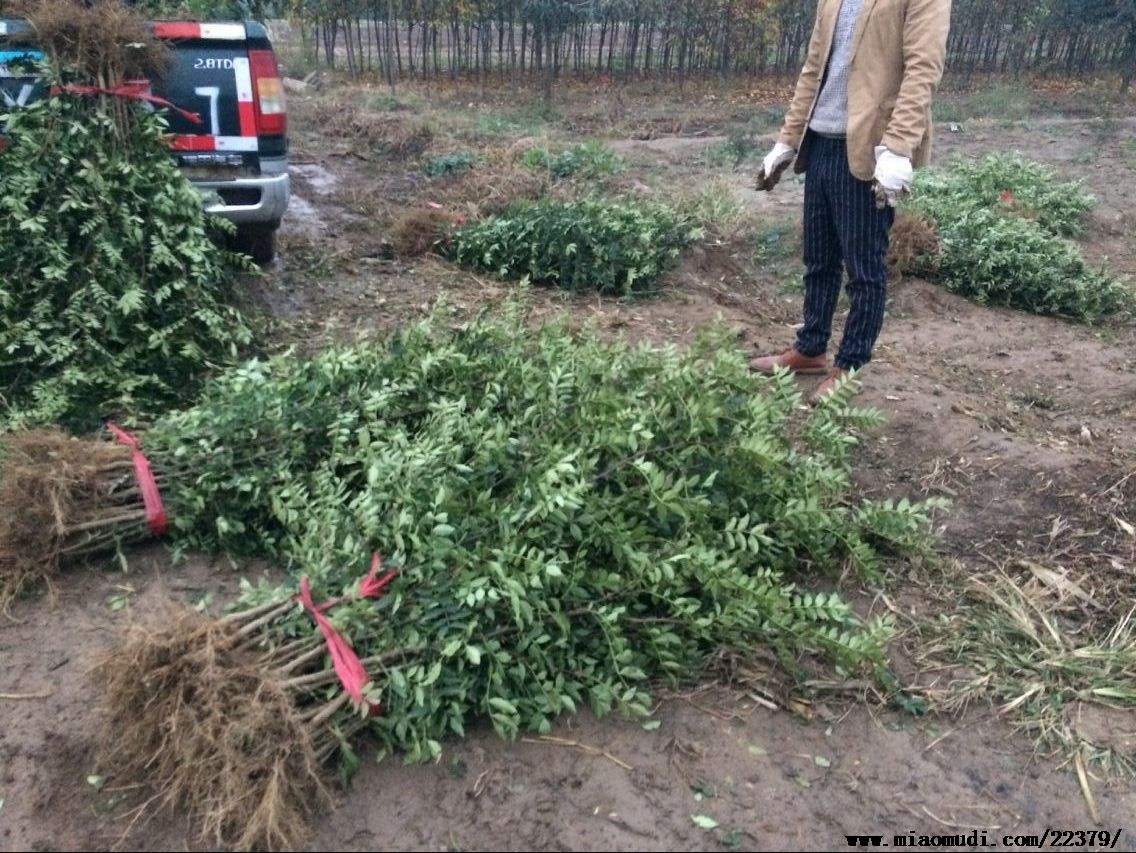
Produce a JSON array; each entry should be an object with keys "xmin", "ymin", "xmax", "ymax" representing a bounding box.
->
[
  {"xmin": 752, "ymin": 347, "xmax": 828, "ymax": 376},
  {"xmin": 811, "ymin": 368, "xmax": 854, "ymax": 404}
]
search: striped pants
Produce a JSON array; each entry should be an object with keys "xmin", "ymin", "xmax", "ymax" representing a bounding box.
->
[{"xmin": 795, "ymin": 134, "xmax": 894, "ymax": 371}]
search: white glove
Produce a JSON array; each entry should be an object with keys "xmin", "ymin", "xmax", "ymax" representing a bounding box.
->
[
  {"xmin": 873, "ymin": 146, "xmax": 913, "ymax": 206},
  {"xmin": 762, "ymin": 142, "xmax": 795, "ymax": 178}
]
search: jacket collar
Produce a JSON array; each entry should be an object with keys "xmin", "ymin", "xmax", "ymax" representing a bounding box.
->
[{"xmin": 850, "ymin": 0, "xmax": 884, "ymax": 58}]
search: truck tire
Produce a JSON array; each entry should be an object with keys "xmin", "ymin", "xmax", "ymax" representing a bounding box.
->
[{"xmin": 235, "ymin": 225, "xmax": 277, "ymax": 266}]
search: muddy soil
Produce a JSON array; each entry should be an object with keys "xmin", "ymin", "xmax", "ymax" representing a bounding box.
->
[{"xmin": 2, "ymin": 79, "xmax": 1134, "ymax": 851}]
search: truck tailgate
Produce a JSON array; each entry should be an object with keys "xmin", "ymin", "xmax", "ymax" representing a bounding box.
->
[{"xmin": 151, "ymin": 23, "xmax": 258, "ymax": 154}]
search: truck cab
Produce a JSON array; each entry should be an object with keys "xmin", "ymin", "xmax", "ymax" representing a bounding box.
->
[{"xmin": 0, "ymin": 18, "xmax": 289, "ymax": 264}]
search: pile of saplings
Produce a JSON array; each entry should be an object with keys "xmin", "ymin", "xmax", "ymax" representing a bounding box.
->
[
  {"xmin": 902, "ymin": 154, "xmax": 1133, "ymax": 321},
  {"xmin": 451, "ymin": 197, "xmax": 701, "ymax": 295},
  {"xmin": 76, "ymin": 303, "xmax": 944, "ymax": 848},
  {"xmin": 0, "ymin": 0, "xmax": 253, "ymax": 432}
]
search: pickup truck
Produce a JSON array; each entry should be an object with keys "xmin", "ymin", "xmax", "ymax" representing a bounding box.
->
[{"xmin": 0, "ymin": 18, "xmax": 289, "ymax": 264}]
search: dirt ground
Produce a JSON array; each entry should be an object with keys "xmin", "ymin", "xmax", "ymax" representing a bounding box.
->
[{"xmin": 2, "ymin": 73, "xmax": 1135, "ymax": 851}]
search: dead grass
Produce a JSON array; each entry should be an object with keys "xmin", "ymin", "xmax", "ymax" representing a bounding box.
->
[
  {"xmin": 302, "ymin": 99, "xmax": 434, "ymax": 157},
  {"xmin": 918, "ymin": 562, "xmax": 1136, "ymax": 773},
  {"xmin": 446, "ymin": 154, "xmax": 548, "ymax": 217},
  {"xmin": 898, "ymin": 458, "xmax": 1136, "ymax": 779},
  {"xmin": 0, "ymin": 430, "xmax": 130, "ymax": 611},
  {"xmin": 95, "ymin": 606, "xmax": 331, "ymax": 851}
]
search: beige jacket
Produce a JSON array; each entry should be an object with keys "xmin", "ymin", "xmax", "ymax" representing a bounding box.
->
[{"xmin": 778, "ymin": 0, "xmax": 952, "ymax": 181}]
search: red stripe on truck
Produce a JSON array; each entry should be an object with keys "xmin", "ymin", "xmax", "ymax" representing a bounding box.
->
[
  {"xmin": 152, "ymin": 22, "xmax": 201, "ymax": 40},
  {"xmin": 233, "ymin": 57, "xmax": 257, "ymax": 137},
  {"xmin": 238, "ymin": 100, "xmax": 257, "ymax": 137},
  {"xmin": 170, "ymin": 134, "xmax": 215, "ymax": 151}
]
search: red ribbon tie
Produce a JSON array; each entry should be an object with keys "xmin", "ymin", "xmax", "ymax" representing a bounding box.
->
[
  {"xmin": 106, "ymin": 422, "xmax": 168, "ymax": 536},
  {"xmin": 297, "ymin": 553, "xmax": 397, "ymax": 715},
  {"xmin": 358, "ymin": 552, "xmax": 398, "ymax": 599},
  {"xmin": 52, "ymin": 80, "xmax": 202, "ymax": 126}
]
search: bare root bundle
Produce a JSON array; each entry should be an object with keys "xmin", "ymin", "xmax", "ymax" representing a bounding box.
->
[
  {"xmin": 96, "ymin": 597, "xmax": 412, "ymax": 849},
  {"xmin": 14, "ymin": 0, "xmax": 168, "ymax": 82},
  {"xmin": 97, "ymin": 604, "xmax": 333, "ymax": 850},
  {"xmin": 0, "ymin": 429, "xmax": 146, "ymax": 608},
  {"xmin": 389, "ymin": 207, "xmax": 462, "ymax": 257},
  {"xmin": 10, "ymin": 0, "xmax": 168, "ymax": 145},
  {"xmin": 888, "ymin": 210, "xmax": 942, "ymax": 280}
]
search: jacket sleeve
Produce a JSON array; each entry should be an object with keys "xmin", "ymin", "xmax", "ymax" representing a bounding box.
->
[
  {"xmin": 778, "ymin": 5, "xmax": 829, "ymax": 150},
  {"xmin": 880, "ymin": 0, "xmax": 952, "ymax": 159}
]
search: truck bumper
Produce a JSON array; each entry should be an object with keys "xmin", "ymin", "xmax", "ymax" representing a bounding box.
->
[{"xmin": 195, "ymin": 170, "xmax": 290, "ymax": 228}]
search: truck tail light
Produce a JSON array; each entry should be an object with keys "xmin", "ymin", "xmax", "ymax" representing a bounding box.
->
[{"xmin": 249, "ymin": 49, "xmax": 286, "ymax": 137}]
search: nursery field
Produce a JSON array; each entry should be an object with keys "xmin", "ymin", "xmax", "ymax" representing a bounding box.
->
[{"xmin": 3, "ymin": 63, "xmax": 1136, "ymax": 851}]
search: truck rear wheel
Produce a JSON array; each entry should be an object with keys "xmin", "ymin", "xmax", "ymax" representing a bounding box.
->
[{"xmin": 234, "ymin": 225, "xmax": 277, "ymax": 266}]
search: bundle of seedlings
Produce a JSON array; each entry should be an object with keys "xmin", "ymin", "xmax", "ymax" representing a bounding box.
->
[
  {"xmin": 450, "ymin": 197, "xmax": 703, "ymax": 295},
  {"xmin": 0, "ymin": 428, "xmax": 143, "ymax": 608},
  {"xmin": 0, "ymin": 0, "xmax": 254, "ymax": 431},
  {"xmin": 914, "ymin": 153, "xmax": 1095, "ymax": 238},
  {"xmin": 20, "ymin": 305, "xmax": 937, "ymax": 846},
  {"xmin": 904, "ymin": 153, "xmax": 1134, "ymax": 320},
  {"xmin": 97, "ymin": 559, "xmax": 403, "ymax": 851}
]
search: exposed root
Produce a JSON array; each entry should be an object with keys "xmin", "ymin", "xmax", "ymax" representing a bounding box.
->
[
  {"xmin": 95, "ymin": 606, "xmax": 333, "ymax": 851},
  {"xmin": 13, "ymin": 0, "xmax": 168, "ymax": 82},
  {"xmin": 0, "ymin": 429, "xmax": 136, "ymax": 611},
  {"xmin": 389, "ymin": 207, "xmax": 462, "ymax": 257},
  {"xmin": 888, "ymin": 210, "xmax": 942, "ymax": 280}
]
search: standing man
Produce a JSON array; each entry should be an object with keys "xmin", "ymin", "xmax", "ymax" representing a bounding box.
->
[{"xmin": 754, "ymin": 0, "xmax": 952, "ymax": 401}]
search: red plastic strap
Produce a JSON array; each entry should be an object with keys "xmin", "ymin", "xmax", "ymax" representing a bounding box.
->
[
  {"xmin": 297, "ymin": 553, "xmax": 396, "ymax": 714},
  {"xmin": 358, "ymin": 552, "xmax": 398, "ymax": 599},
  {"xmin": 51, "ymin": 81, "xmax": 202, "ymax": 126},
  {"xmin": 106, "ymin": 422, "xmax": 169, "ymax": 536}
]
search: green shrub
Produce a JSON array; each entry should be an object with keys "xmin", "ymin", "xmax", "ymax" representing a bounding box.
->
[
  {"xmin": 521, "ymin": 140, "xmax": 624, "ymax": 179},
  {"xmin": 914, "ymin": 154, "xmax": 1094, "ymax": 237},
  {"xmin": 140, "ymin": 306, "xmax": 946, "ymax": 757},
  {"xmin": 85, "ymin": 305, "xmax": 944, "ymax": 846},
  {"xmin": 0, "ymin": 91, "xmax": 253, "ymax": 431},
  {"xmin": 911, "ymin": 207, "xmax": 1128, "ymax": 320},
  {"xmin": 907, "ymin": 154, "xmax": 1133, "ymax": 321},
  {"xmin": 451, "ymin": 198, "xmax": 702, "ymax": 295},
  {"xmin": 424, "ymin": 151, "xmax": 476, "ymax": 177}
]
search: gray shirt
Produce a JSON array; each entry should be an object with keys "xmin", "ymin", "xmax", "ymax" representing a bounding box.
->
[{"xmin": 809, "ymin": 0, "xmax": 865, "ymax": 136}]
